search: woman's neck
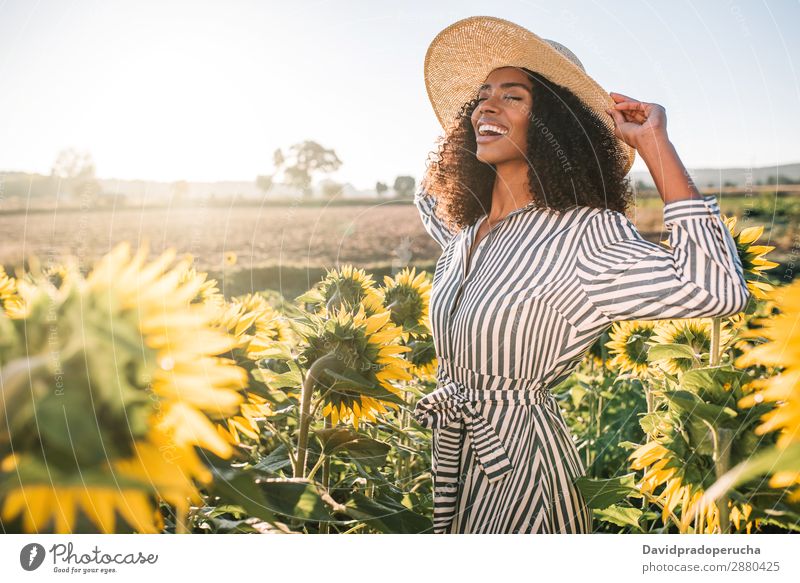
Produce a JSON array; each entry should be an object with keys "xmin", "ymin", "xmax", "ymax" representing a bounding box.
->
[{"xmin": 488, "ymin": 161, "xmax": 535, "ymax": 221}]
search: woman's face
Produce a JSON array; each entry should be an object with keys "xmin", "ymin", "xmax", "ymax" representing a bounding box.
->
[{"xmin": 470, "ymin": 66, "xmax": 533, "ymax": 165}]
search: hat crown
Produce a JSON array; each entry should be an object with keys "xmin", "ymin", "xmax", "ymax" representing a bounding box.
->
[{"xmin": 543, "ymin": 39, "xmax": 585, "ymax": 72}]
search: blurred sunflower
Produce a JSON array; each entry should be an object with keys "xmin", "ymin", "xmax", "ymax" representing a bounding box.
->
[
  {"xmin": 629, "ymin": 440, "xmax": 755, "ymax": 533},
  {"xmin": 0, "ymin": 266, "xmax": 23, "ymax": 318},
  {"xmin": 225, "ymin": 251, "xmax": 238, "ymax": 266},
  {"xmin": 218, "ymin": 391, "xmax": 274, "ymax": 445},
  {"xmin": 606, "ymin": 320, "xmax": 657, "ymax": 378},
  {"xmin": 41, "ymin": 262, "xmax": 72, "ymax": 289},
  {"xmin": 214, "ymin": 292, "xmax": 295, "ymax": 358},
  {"xmin": 648, "ymin": 318, "xmax": 733, "ymax": 375},
  {"xmin": 722, "ymin": 217, "xmax": 779, "ymax": 300},
  {"xmin": 734, "ymin": 278, "xmax": 800, "ymax": 500},
  {"xmin": 585, "ymin": 332, "xmax": 607, "ymax": 369},
  {"xmin": 297, "ymin": 303, "xmax": 412, "ymax": 430},
  {"xmin": 296, "ymin": 265, "xmax": 380, "ymax": 316},
  {"xmin": 0, "ymin": 242, "xmax": 248, "ymax": 533},
  {"xmin": 381, "ymin": 267, "xmax": 432, "ymax": 339},
  {"xmin": 179, "ymin": 265, "xmax": 225, "ymax": 308},
  {"xmin": 211, "ymin": 292, "xmax": 297, "ymax": 444}
]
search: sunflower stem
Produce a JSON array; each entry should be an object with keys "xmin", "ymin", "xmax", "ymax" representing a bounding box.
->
[
  {"xmin": 715, "ymin": 427, "xmax": 733, "ymax": 534},
  {"xmin": 295, "ymin": 353, "xmax": 339, "ymax": 478},
  {"xmin": 321, "ymin": 415, "xmax": 331, "ymax": 534},
  {"xmin": 700, "ymin": 419, "xmax": 732, "ymax": 534},
  {"xmin": 710, "ymin": 317, "xmax": 721, "ymax": 366},
  {"xmin": 398, "ymin": 384, "xmax": 411, "ymax": 484}
]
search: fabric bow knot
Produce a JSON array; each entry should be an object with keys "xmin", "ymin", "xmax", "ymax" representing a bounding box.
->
[{"xmin": 412, "ymin": 380, "xmax": 514, "ymax": 483}]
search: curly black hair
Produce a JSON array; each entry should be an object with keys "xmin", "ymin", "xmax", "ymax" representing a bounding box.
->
[{"xmin": 422, "ymin": 67, "xmax": 632, "ymax": 232}]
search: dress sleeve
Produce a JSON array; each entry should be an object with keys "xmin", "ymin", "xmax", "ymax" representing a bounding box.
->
[
  {"xmin": 414, "ymin": 182, "xmax": 457, "ymax": 250},
  {"xmin": 575, "ymin": 195, "xmax": 750, "ymax": 323}
]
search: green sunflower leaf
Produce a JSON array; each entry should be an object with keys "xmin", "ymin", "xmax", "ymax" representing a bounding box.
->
[
  {"xmin": 344, "ymin": 491, "xmax": 432, "ymax": 533},
  {"xmin": 663, "ymin": 390, "xmax": 738, "ymax": 425},
  {"xmin": 575, "ymin": 473, "xmax": 642, "ymax": 509},
  {"xmin": 647, "ymin": 343, "xmax": 698, "ymax": 362},
  {"xmin": 593, "ymin": 504, "xmax": 645, "ymax": 532},
  {"xmin": 321, "ymin": 368, "xmax": 407, "ymax": 405},
  {"xmin": 314, "ymin": 427, "xmax": 390, "ymax": 468}
]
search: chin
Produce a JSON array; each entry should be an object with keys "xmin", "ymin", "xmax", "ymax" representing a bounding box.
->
[{"xmin": 475, "ymin": 147, "xmax": 514, "ymax": 165}]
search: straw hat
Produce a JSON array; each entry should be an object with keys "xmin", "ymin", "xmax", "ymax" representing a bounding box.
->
[{"xmin": 424, "ymin": 15, "xmax": 635, "ymax": 174}]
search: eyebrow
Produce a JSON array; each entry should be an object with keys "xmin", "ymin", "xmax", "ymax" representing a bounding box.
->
[{"xmin": 478, "ymin": 82, "xmax": 532, "ymax": 93}]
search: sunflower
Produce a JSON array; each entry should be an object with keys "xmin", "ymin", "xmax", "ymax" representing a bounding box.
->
[
  {"xmin": 648, "ymin": 318, "xmax": 733, "ymax": 375},
  {"xmin": 584, "ymin": 331, "xmax": 607, "ymax": 369},
  {"xmin": 213, "ymin": 292, "xmax": 295, "ymax": 358},
  {"xmin": 629, "ymin": 440, "xmax": 756, "ymax": 533},
  {"xmin": 218, "ymin": 391, "xmax": 275, "ymax": 445},
  {"xmin": 734, "ymin": 278, "xmax": 800, "ymax": 500},
  {"xmin": 401, "ymin": 334, "xmax": 438, "ymax": 379},
  {"xmin": 380, "ymin": 267, "xmax": 432, "ymax": 339},
  {"xmin": 298, "ymin": 303, "xmax": 412, "ymax": 430},
  {"xmin": 41, "ymin": 262, "xmax": 72, "ymax": 290},
  {"xmin": 178, "ymin": 265, "xmax": 225, "ymax": 308},
  {"xmin": 296, "ymin": 265, "xmax": 379, "ymax": 316},
  {"xmin": 209, "ymin": 292, "xmax": 296, "ymax": 444},
  {"xmin": 722, "ymin": 216, "xmax": 779, "ymax": 300},
  {"xmin": 0, "ymin": 242, "xmax": 248, "ymax": 533},
  {"xmin": 606, "ymin": 320, "xmax": 657, "ymax": 378},
  {"xmin": 0, "ymin": 266, "xmax": 24, "ymax": 318},
  {"xmin": 661, "ymin": 213, "xmax": 778, "ymax": 301}
]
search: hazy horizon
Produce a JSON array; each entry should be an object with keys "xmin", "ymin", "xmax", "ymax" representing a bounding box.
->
[{"xmin": 2, "ymin": 1, "xmax": 799, "ymax": 190}]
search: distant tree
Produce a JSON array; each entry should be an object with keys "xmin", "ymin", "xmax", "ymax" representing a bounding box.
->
[
  {"xmin": 256, "ymin": 174, "xmax": 274, "ymax": 194},
  {"xmin": 393, "ymin": 175, "xmax": 416, "ymax": 198},
  {"xmin": 273, "ymin": 141, "xmax": 342, "ymax": 198},
  {"xmin": 273, "ymin": 148, "xmax": 285, "ymax": 169},
  {"xmin": 375, "ymin": 181, "xmax": 388, "ymax": 197},
  {"xmin": 723, "ymin": 180, "xmax": 737, "ymax": 188},
  {"xmin": 51, "ymin": 148, "xmax": 100, "ymax": 200},
  {"xmin": 768, "ymin": 174, "xmax": 797, "ymax": 186},
  {"xmin": 321, "ymin": 181, "xmax": 342, "ymax": 198}
]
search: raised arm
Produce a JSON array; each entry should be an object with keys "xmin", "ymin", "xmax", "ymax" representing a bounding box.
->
[
  {"xmin": 413, "ymin": 181, "xmax": 457, "ymax": 250},
  {"xmin": 574, "ymin": 91, "xmax": 751, "ymax": 326},
  {"xmin": 575, "ymin": 197, "xmax": 749, "ymax": 325}
]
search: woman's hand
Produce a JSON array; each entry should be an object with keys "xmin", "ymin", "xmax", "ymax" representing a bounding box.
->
[
  {"xmin": 605, "ymin": 92, "xmax": 669, "ymax": 156},
  {"xmin": 606, "ymin": 92, "xmax": 701, "ymax": 205}
]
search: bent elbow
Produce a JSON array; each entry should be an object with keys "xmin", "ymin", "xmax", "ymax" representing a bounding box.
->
[{"xmin": 713, "ymin": 280, "xmax": 751, "ymax": 318}]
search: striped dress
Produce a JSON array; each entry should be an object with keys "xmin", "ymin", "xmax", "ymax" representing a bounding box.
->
[{"xmin": 411, "ymin": 184, "xmax": 750, "ymax": 534}]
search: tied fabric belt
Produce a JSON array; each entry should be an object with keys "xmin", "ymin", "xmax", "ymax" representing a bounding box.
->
[{"xmin": 411, "ymin": 378, "xmax": 552, "ymax": 533}]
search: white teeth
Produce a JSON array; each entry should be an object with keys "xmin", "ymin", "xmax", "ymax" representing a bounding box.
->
[{"xmin": 478, "ymin": 123, "xmax": 508, "ymax": 136}]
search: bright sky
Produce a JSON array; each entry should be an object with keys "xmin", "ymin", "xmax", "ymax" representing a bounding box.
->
[{"xmin": 1, "ymin": 0, "xmax": 798, "ymax": 189}]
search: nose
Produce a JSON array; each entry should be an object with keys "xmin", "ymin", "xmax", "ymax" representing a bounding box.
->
[{"xmin": 479, "ymin": 93, "xmax": 500, "ymax": 113}]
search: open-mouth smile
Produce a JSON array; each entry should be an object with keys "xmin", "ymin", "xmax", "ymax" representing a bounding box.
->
[{"xmin": 476, "ymin": 121, "xmax": 509, "ymax": 144}]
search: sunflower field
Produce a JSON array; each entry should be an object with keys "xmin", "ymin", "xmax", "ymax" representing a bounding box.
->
[{"xmin": 1, "ymin": 212, "xmax": 799, "ymax": 534}]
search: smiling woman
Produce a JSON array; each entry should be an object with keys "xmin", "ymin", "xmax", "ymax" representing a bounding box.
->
[
  {"xmin": 411, "ymin": 15, "xmax": 750, "ymax": 535},
  {"xmin": 423, "ymin": 65, "xmax": 633, "ymax": 232}
]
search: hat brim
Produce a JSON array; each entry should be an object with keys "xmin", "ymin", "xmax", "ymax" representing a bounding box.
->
[{"xmin": 424, "ymin": 15, "xmax": 635, "ymax": 175}]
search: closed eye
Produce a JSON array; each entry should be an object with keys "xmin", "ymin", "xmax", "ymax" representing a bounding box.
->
[{"xmin": 477, "ymin": 95, "xmax": 523, "ymax": 102}]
